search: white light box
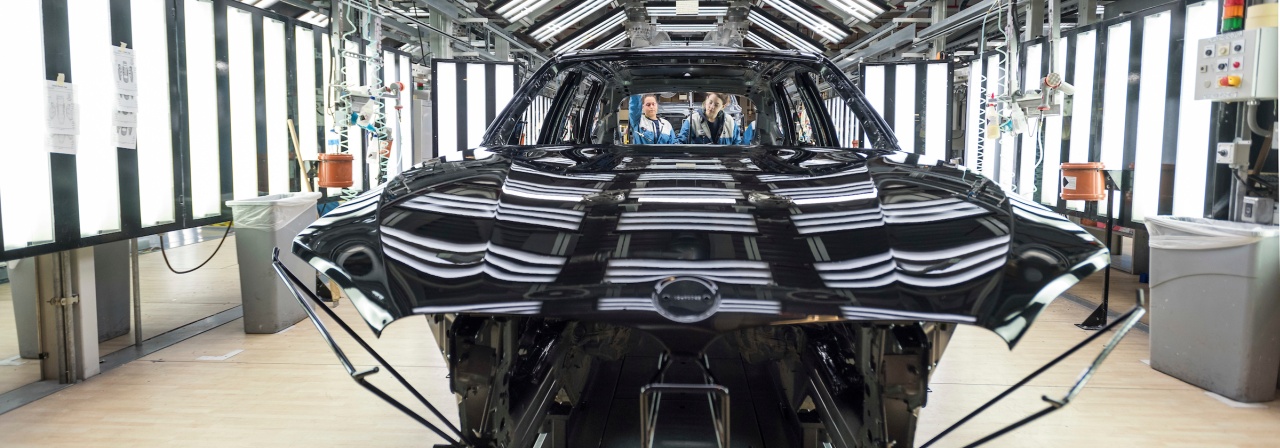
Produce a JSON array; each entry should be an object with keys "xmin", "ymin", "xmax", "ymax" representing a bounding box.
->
[
  {"xmin": 227, "ymin": 7, "xmax": 258, "ymax": 201},
  {"xmin": 863, "ymin": 65, "xmax": 885, "ymax": 144},
  {"xmin": 264, "ymin": 18, "xmax": 288, "ymax": 194},
  {"xmin": 1098, "ymin": 22, "xmax": 1132, "ymax": 217},
  {"xmin": 1018, "ymin": 44, "xmax": 1043, "ymax": 200},
  {"xmin": 185, "ymin": 0, "xmax": 222, "ymax": 218},
  {"xmin": 893, "ymin": 64, "xmax": 916, "ymax": 152},
  {"xmin": 1040, "ymin": 38, "xmax": 1070, "ymax": 206},
  {"xmin": 1066, "ymin": 30, "xmax": 1097, "ymax": 211},
  {"xmin": 1173, "ymin": 2, "xmax": 1217, "ymax": 217},
  {"xmin": 467, "ymin": 63, "xmax": 488, "ymax": 149},
  {"xmin": 295, "ymin": 26, "xmax": 319, "ymax": 164},
  {"xmin": 436, "ymin": 62, "xmax": 458, "ymax": 159},
  {"xmin": 398, "ymin": 55, "xmax": 413, "ymax": 171},
  {"xmin": 345, "ymin": 42, "xmax": 364, "ymax": 189},
  {"xmin": 1132, "ymin": 12, "xmax": 1172, "ymax": 222},
  {"xmin": 983, "ymin": 54, "xmax": 1000, "ymax": 180},
  {"xmin": 964, "ymin": 58, "xmax": 982, "ymax": 171},
  {"xmin": 1, "ymin": 0, "xmax": 55, "ymax": 250},
  {"xmin": 134, "ymin": 0, "xmax": 176, "ymax": 227},
  {"xmin": 924, "ymin": 63, "xmax": 948, "ymax": 161},
  {"xmin": 70, "ymin": 0, "xmax": 122, "ymax": 236}
]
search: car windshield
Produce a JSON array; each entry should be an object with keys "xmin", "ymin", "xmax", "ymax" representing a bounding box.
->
[{"xmin": 483, "ymin": 48, "xmax": 896, "ymax": 150}]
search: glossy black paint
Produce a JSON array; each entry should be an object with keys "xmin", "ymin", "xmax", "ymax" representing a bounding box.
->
[{"xmin": 294, "ymin": 143, "xmax": 1106, "ymax": 348}]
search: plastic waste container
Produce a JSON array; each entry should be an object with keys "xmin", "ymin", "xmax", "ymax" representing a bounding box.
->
[
  {"xmin": 1145, "ymin": 216, "xmax": 1280, "ymax": 402},
  {"xmin": 228, "ymin": 192, "xmax": 322, "ymax": 334}
]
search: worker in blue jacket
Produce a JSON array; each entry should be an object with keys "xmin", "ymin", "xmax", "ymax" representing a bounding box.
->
[
  {"xmin": 629, "ymin": 94, "xmax": 677, "ymax": 144},
  {"xmin": 678, "ymin": 92, "xmax": 742, "ymax": 145},
  {"xmin": 740, "ymin": 103, "xmax": 756, "ymax": 144}
]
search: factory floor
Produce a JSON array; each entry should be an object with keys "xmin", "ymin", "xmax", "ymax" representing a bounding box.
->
[{"xmin": 1, "ymin": 241, "xmax": 1278, "ymax": 446}]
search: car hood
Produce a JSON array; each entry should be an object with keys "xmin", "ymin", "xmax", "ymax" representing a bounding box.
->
[{"xmin": 293, "ymin": 145, "xmax": 1106, "ymax": 348}]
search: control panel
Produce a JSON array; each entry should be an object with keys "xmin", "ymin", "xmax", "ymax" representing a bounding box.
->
[{"xmin": 1194, "ymin": 28, "xmax": 1277, "ymax": 102}]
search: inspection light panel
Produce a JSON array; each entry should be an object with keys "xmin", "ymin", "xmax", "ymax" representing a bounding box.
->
[
  {"xmin": 762, "ymin": 0, "xmax": 848, "ymax": 42},
  {"xmin": 531, "ymin": 0, "xmax": 613, "ymax": 42},
  {"xmin": 749, "ymin": 9, "xmax": 823, "ymax": 53},
  {"xmin": 657, "ymin": 23, "xmax": 718, "ymax": 33},
  {"xmin": 646, "ymin": 6, "xmax": 729, "ymax": 16},
  {"xmin": 825, "ymin": 0, "xmax": 886, "ymax": 23},
  {"xmin": 746, "ymin": 32, "xmax": 781, "ymax": 50},
  {"xmin": 555, "ymin": 11, "xmax": 626, "ymax": 53},
  {"xmin": 594, "ymin": 32, "xmax": 628, "ymax": 50}
]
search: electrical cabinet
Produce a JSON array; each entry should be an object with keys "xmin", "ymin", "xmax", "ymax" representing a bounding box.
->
[{"xmin": 1193, "ymin": 27, "xmax": 1277, "ymax": 101}]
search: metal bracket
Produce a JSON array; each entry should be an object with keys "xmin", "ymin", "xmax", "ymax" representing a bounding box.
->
[{"xmin": 639, "ymin": 353, "xmax": 731, "ymax": 448}]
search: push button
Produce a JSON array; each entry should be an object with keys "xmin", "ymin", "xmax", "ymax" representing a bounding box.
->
[{"xmin": 1218, "ymin": 75, "xmax": 1241, "ymax": 87}]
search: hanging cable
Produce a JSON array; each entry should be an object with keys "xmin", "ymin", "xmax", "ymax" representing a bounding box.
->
[{"xmin": 159, "ymin": 223, "xmax": 233, "ymax": 275}]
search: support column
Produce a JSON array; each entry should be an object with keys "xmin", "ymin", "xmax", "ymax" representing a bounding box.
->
[
  {"xmin": 71, "ymin": 248, "xmax": 101, "ymax": 379},
  {"xmin": 1025, "ymin": 0, "xmax": 1045, "ymax": 41},
  {"xmin": 931, "ymin": 0, "xmax": 948, "ymax": 56},
  {"xmin": 1079, "ymin": 0, "xmax": 1097, "ymax": 26}
]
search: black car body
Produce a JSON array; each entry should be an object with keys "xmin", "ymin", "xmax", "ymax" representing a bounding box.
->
[{"xmin": 289, "ymin": 47, "xmax": 1109, "ymax": 448}]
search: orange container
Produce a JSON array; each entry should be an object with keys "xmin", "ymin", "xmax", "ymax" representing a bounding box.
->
[
  {"xmin": 317, "ymin": 153, "xmax": 354, "ymax": 188},
  {"xmin": 1060, "ymin": 162, "xmax": 1105, "ymax": 201}
]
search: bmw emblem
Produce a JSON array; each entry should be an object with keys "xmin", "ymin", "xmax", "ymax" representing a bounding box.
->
[{"xmin": 652, "ymin": 277, "xmax": 720, "ymax": 323}]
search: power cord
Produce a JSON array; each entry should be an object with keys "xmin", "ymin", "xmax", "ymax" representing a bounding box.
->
[{"xmin": 160, "ymin": 223, "xmax": 233, "ymax": 275}]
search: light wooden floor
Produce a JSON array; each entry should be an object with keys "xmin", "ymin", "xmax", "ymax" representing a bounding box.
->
[{"xmin": 0, "ymin": 284, "xmax": 1276, "ymax": 446}]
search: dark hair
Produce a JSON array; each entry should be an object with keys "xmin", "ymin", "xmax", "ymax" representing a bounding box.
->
[{"xmin": 642, "ymin": 94, "xmax": 659, "ymax": 103}]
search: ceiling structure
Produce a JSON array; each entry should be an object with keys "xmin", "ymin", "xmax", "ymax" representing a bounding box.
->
[{"xmin": 242, "ymin": 0, "xmax": 1103, "ymax": 68}]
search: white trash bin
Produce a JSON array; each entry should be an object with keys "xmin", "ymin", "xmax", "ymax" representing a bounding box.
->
[
  {"xmin": 228, "ymin": 192, "xmax": 322, "ymax": 334},
  {"xmin": 1145, "ymin": 216, "xmax": 1280, "ymax": 402}
]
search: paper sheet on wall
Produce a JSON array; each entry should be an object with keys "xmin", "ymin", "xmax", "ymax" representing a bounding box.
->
[
  {"xmin": 49, "ymin": 134, "xmax": 77, "ymax": 154},
  {"xmin": 114, "ymin": 47, "xmax": 138, "ymax": 94},
  {"xmin": 117, "ymin": 93, "xmax": 138, "ymax": 113},
  {"xmin": 46, "ymin": 81, "xmax": 78, "ymax": 135},
  {"xmin": 116, "ymin": 126, "xmax": 137, "ymax": 149},
  {"xmin": 113, "ymin": 110, "xmax": 138, "ymax": 127}
]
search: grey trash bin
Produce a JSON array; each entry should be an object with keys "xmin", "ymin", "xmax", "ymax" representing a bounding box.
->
[
  {"xmin": 228, "ymin": 192, "xmax": 322, "ymax": 334},
  {"xmin": 1145, "ymin": 216, "xmax": 1280, "ymax": 402}
]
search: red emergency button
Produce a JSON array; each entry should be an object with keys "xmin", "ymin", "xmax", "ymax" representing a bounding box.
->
[
  {"xmin": 1233, "ymin": 61, "xmax": 1241, "ymax": 69},
  {"xmin": 1219, "ymin": 75, "xmax": 1241, "ymax": 87}
]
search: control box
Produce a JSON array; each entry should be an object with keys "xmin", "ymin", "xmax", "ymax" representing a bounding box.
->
[{"xmin": 1193, "ymin": 28, "xmax": 1277, "ymax": 102}]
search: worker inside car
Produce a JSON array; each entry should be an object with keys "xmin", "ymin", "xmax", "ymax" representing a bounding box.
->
[
  {"xmin": 679, "ymin": 92, "xmax": 742, "ymax": 145},
  {"xmin": 629, "ymin": 93, "xmax": 678, "ymax": 144},
  {"xmin": 740, "ymin": 103, "xmax": 757, "ymax": 144}
]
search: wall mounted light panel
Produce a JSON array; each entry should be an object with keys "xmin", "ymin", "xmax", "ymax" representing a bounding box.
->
[
  {"xmin": 893, "ymin": 64, "xmax": 916, "ymax": 153},
  {"xmin": 1066, "ymin": 30, "xmax": 1097, "ymax": 211},
  {"xmin": 227, "ymin": 8, "xmax": 258, "ymax": 201},
  {"xmin": 1097, "ymin": 21, "xmax": 1131, "ymax": 216},
  {"xmin": 1019, "ymin": 43, "xmax": 1043, "ymax": 199},
  {"xmin": 924, "ymin": 63, "xmax": 948, "ymax": 161},
  {"xmin": 965, "ymin": 58, "xmax": 982, "ymax": 172},
  {"xmin": 863, "ymin": 65, "xmax": 885, "ymax": 134},
  {"xmin": 983, "ymin": 54, "xmax": 1000, "ymax": 180},
  {"xmin": 1, "ymin": 0, "xmax": 54, "ymax": 249},
  {"xmin": 319, "ymin": 34, "xmax": 335, "ymax": 196},
  {"xmin": 1041, "ymin": 38, "xmax": 1069, "ymax": 206},
  {"xmin": 264, "ymin": 18, "xmax": 289, "ymax": 193},
  {"xmin": 295, "ymin": 26, "xmax": 319, "ymax": 162},
  {"xmin": 467, "ymin": 63, "xmax": 488, "ymax": 150},
  {"xmin": 185, "ymin": 0, "xmax": 222, "ymax": 218},
  {"xmin": 134, "ymin": 0, "xmax": 176, "ymax": 227},
  {"xmin": 398, "ymin": 55, "xmax": 414, "ymax": 170},
  {"xmin": 70, "ymin": 0, "xmax": 123, "ymax": 236},
  {"xmin": 345, "ymin": 43, "xmax": 364, "ymax": 189},
  {"xmin": 436, "ymin": 61, "xmax": 458, "ymax": 159},
  {"xmin": 1173, "ymin": 1, "xmax": 1217, "ymax": 217},
  {"xmin": 496, "ymin": 64, "xmax": 516, "ymax": 130},
  {"xmin": 1132, "ymin": 12, "xmax": 1171, "ymax": 222}
]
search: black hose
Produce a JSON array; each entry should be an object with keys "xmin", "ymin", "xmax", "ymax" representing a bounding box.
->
[{"xmin": 160, "ymin": 224, "xmax": 234, "ymax": 275}]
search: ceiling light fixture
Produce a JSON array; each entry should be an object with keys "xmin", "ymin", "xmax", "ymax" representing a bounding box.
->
[
  {"xmin": 531, "ymin": 0, "xmax": 613, "ymax": 42},
  {"xmin": 762, "ymin": 0, "xmax": 847, "ymax": 42},
  {"xmin": 554, "ymin": 11, "xmax": 626, "ymax": 52},
  {"xmin": 749, "ymin": 9, "xmax": 822, "ymax": 53}
]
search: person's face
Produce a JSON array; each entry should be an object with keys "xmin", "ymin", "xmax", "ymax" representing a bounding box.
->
[
  {"xmin": 704, "ymin": 94, "xmax": 724, "ymax": 118},
  {"xmin": 643, "ymin": 96, "xmax": 658, "ymax": 120}
]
